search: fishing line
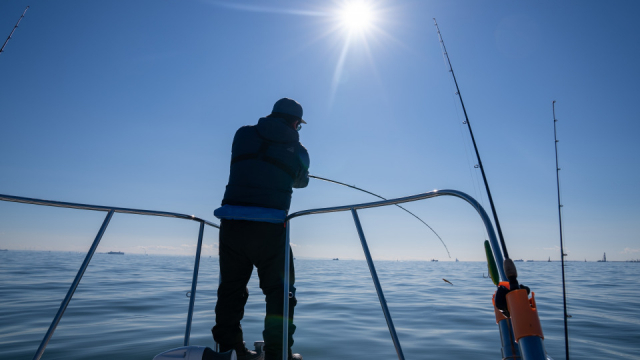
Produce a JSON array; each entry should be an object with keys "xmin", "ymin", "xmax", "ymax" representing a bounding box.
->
[{"xmin": 309, "ymin": 175, "xmax": 451, "ymax": 258}]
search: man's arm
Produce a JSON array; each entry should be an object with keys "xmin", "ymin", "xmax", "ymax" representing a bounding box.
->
[{"xmin": 293, "ymin": 147, "xmax": 310, "ymax": 188}]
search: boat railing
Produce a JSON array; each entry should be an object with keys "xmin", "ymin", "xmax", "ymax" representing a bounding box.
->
[
  {"xmin": 0, "ymin": 194, "xmax": 219, "ymax": 360},
  {"xmin": 1, "ymin": 189, "xmax": 507, "ymax": 360},
  {"xmin": 281, "ymin": 189, "xmax": 507, "ymax": 360}
]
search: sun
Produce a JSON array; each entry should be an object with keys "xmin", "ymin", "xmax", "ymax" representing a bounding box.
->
[{"xmin": 339, "ymin": 1, "xmax": 375, "ymax": 32}]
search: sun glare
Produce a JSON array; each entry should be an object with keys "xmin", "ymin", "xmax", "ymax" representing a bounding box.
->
[{"xmin": 339, "ymin": 1, "xmax": 375, "ymax": 32}]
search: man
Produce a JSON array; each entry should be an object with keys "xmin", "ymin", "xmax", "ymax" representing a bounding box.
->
[{"xmin": 212, "ymin": 98, "xmax": 309, "ymax": 360}]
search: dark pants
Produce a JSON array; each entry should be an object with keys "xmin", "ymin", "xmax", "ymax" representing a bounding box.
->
[{"xmin": 212, "ymin": 219, "xmax": 296, "ymax": 360}]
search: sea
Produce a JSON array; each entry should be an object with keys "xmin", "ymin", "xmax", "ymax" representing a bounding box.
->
[{"xmin": 1, "ymin": 251, "xmax": 639, "ymax": 360}]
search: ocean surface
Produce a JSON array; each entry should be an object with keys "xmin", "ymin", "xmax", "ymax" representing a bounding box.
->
[{"xmin": 1, "ymin": 251, "xmax": 639, "ymax": 360}]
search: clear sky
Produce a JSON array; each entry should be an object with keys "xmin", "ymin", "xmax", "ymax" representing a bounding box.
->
[{"xmin": 1, "ymin": 0, "xmax": 639, "ymax": 261}]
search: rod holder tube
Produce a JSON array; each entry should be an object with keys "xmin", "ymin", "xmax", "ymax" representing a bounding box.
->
[
  {"xmin": 184, "ymin": 220, "xmax": 206, "ymax": 346},
  {"xmin": 351, "ymin": 208, "xmax": 405, "ymax": 360},
  {"xmin": 497, "ymin": 318, "xmax": 521, "ymax": 359},
  {"xmin": 281, "ymin": 221, "xmax": 292, "ymax": 360},
  {"xmin": 518, "ymin": 336, "xmax": 547, "ymax": 360},
  {"xmin": 32, "ymin": 209, "xmax": 114, "ymax": 360}
]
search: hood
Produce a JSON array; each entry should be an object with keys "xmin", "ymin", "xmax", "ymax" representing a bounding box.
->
[{"xmin": 256, "ymin": 117, "xmax": 300, "ymax": 144}]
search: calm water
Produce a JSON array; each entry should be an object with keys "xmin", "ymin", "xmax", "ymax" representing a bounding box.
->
[{"xmin": 1, "ymin": 251, "xmax": 639, "ymax": 359}]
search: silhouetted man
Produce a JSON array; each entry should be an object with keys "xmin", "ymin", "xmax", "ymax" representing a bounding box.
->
[{"xmin": 212, "ymin": 98, "xmax": 309, "ymax": 360}]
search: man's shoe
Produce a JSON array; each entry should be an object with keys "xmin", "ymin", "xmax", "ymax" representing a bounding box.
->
[{"xmin": 236, "ymin": 345, "xmax": 264, "ymax": 360}]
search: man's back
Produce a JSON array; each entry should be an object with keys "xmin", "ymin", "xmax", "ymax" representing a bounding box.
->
[{"xmin": 222, "ymin": 116, "xmax": 309, "ymax": 211}]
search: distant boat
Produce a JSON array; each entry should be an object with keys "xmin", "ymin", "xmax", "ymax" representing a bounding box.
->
[
  {"xmin": 548, "ymin": 257, "xmax": 551, "ymax": 262},
  {"xmin": 526, "ymin": 260, "xmax": 534, "ymax": 262},
  {"xmin": 514, "ymin": 259, "xmax": 524, "ymax": 262},
  {"xmin": 332, "ymin": 258, "xmax": 339, "ymax": 260},
  {"xmin": 455, "ymin": 258, "xmax": 459, "ymax": 262},
  {"xmin": 431, "ymin": 259, "xmax": 438, "ymax": 262},
  {"xmin": 107, "ymin": 251, "xmax": 124, "ymax": 255},
  {"xmin": 597, "ymin": 252, "xmax": 607, "ymax": 262}
]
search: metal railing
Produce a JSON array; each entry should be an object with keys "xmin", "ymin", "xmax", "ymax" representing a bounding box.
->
[
  {"xmin": 0, "ymin": 194, "xmax": 219, "ymax": 360},
  {"xmin": 282, "ymin": 189, "xmax": 507, "ymax": 360},
  {"xmin": 1, "ymin": 189, "xmax": 507, "ymax": 360}
]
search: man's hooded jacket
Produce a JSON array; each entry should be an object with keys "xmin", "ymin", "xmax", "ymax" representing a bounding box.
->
[{"xmin": 221, "ymin": 116, "xmax": 310, "ymax": 212}]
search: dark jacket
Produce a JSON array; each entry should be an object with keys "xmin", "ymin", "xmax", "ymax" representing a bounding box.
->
[{"xmin": 221, "ymin": 117, "xmax": 310, "ymax": 211}]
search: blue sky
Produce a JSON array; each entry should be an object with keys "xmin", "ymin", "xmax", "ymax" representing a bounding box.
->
[{"xmin": 1, "ymin": 0, "xmax": 639, "ymax": 261}]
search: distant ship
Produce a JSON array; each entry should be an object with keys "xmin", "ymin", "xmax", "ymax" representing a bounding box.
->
[
  {"xmin": 431, "ymin": 259, "xmax": 438, "ymax": 262},
  {"xmin": 597, "ymin": 252, "xmax": 607, "ymax": 262},
  {"xmin": 548, "ymin": 257, "xmax": 551, "ymax": 262},
  {"xmin": 455, "ymin": 258, "xmax": 459, "ymax": 262},
  {"xmin": 107, "ymin": 251, "xmax": 124, "ymax": 255},
  {"xmin": 526, "ymin": 260, "xmax": 534, "ymax": 262},
  {"xmin": 332, "ymin": 258, "xmax": 339, "ymax": 260},
  {"xmin": 514, "ymin": 259, "xmax": 524, "ymax": 262}
]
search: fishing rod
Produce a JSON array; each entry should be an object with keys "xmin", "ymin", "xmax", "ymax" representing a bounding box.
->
[
  {"xmin": 0, "ymin": 6, "xmax": 29, "ymax": 55},
  {"xmin": 433, "ymin": 18, "xmax": 510, "ymax": 260},
  {"xmin": 309, "ymin": 174, "xmax": 451, "ymax": 258},
  {"xmin": 553, "ymin": 100, "xmax": 570, "ymax": 360}
]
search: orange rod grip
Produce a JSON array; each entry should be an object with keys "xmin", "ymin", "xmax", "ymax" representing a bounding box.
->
[{"xmin": 505, "ymin": 289, "xmax": 544, "ymax": 341}]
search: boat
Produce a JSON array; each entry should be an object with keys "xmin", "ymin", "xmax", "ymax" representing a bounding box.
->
[
  {"xmin": 107, "ymin": 251, "xmax": 124, "ymax": 255},
  {"xmin": 597, "ymin": 252, "xmax": 607, "ymax": 262},
  {"xmin": 455, "ymin": 258, "xmax": 459, "ymax": 262},
  {"xmin": 332, "ymin": 258, "xmax": 339, "ymax": 260},
  {"xmin": 526, "ymin": 260, "xmax": 534, "ymax": 262},
  {"xmin": 0, "ymin": 187, "xmax": 556, "ymax": 360},
  {"xmin": 548, "ymin": 257, "xmax": 551, "ymax": 262},
  {"xmin": 514, "ymin": 259, "xmax": 524, "ymax": 262}
]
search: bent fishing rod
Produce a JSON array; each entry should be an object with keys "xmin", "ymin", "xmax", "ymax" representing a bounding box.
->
[
  {"xmin": 1, "ymin": 6, "xmax": 29, "ymax": 55},
  {"xmin": 309, "ymin": 174, "xmax": 451, "ymax": 258},
  {"xmin": 433, "ymin": 19, "xmax": 510, "ymax": 260}
]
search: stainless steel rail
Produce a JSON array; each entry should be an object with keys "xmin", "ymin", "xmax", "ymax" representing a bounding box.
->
[
  {"xmin": 0, "ymin": 193, "xmax": 219, "ymax": 360},
  {"xmin": 33, "ymin": 209, "xmax": 114, "ymax": 360},
  {"xmin": 2, "ymin": 190, "xmax": 507, "ymax": 360},
  {"xmin": 352, "ymin": 208, "xmax": 405, "ymax": 360},
  {"xmin": 282, "ymin": 189, "xmax": 507, "ymax": 360},
  {"xmin": 0, "ymin": 194, "xmax": 219, "ymax": 228},
  {"xmin": 184, "ymin": 221, "xmax": 206, "ymax": 346}
]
